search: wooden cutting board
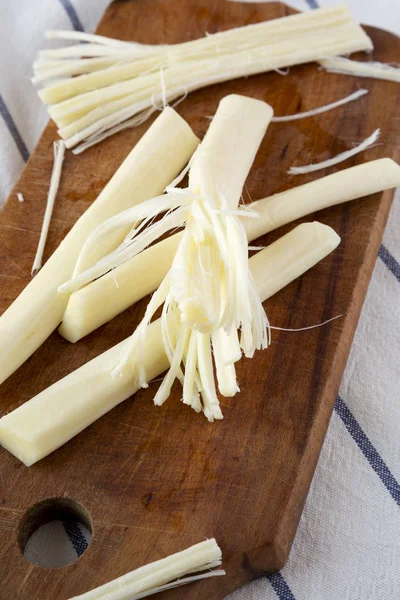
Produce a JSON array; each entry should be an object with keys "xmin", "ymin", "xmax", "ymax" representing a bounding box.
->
[{"xmin": 0, "ymin": 1, "xmax": 399, "ymax": 598}]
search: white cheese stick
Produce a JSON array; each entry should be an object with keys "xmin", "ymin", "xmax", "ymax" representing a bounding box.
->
[
  {"xmin": 68, "ymin": 538, "xmax": 223, "ymax": 600},
  {"xmin": 59, "ymin": 158, "xmax": 400, "ymax": 342},
  {"xmin": 0, "ymin": 222, "xmax": 339, "ymax": 466},
  {"xmin": 250, "ymin": 222, "xmax": 340, "ymax": 302},
  {"xmin": 0, "ymin": 108, "xmax": 199, "ymax": 386},
  {"xmin": 245, "ymin": 157, "xmax": 400, "ymax": 240}
]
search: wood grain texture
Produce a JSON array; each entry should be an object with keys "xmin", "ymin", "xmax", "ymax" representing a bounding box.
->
[{"xmin": 0, "ymin": 1, "xmax": 399, "ymax": 598}]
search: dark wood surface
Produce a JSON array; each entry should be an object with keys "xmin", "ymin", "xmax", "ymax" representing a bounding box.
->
[{"xmin": 0, "ymin": 1, "xmax": 399, "ymax": 598}]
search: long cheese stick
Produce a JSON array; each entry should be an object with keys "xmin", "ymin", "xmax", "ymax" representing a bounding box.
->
[
  {"xmin": 243, "ymin": 157, "xmax": 400, "ymax": 240},
  {"xmin": 0, "ymin": 222, "xmax": 340, "ymax": 466},
  {"xmin": 0, "ymin": 108, "xmax": 199, "ymax": 386},
  {"xmin": 59, "ymin": 158, "xmax": 400, "ymax": 342}
]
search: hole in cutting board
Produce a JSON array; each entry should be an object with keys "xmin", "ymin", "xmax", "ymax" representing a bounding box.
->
[{"xmin": 17, "ymin": 497, "xmax": 92, "ymax": 568}]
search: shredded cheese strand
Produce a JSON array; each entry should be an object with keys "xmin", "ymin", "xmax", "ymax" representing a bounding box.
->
[
  {"xmin": 72, "ymin": 108, "xmax": 156, "ymax": 154},
  {"xmin": 45, "ymin": 30, "xmax": 134, "ymax": 47},
  {"xmin": 270, "ymin": 314, "xmax": 343, "ymax": 332},
  {"xmin": 212, "ymin": 330, "xmax": 239, "ymax": 396},
  {"xmin": 59, "ymin": 193, "xmax": 190, "ymax": 293},
  {"xmin": 16, "ymin": 192, "xmax": 25, "ymax": 203},
  {"xmin": 320, "ymin": 56, "xmax": 400, "ymax": 83},
  {"xmin": 31, "ymin": 140, "xmax": 65, "ymax": 275},
  {"xmin": 129, "ymin": 570, "xmax": 226, "ymax": 600},
  {"xmin": 272, "ymin": 88, "xmax": 368, "ymax": 122},
  {"xmin": 288, "ymin": 128, "xmax": 380, "ymax": 175}
]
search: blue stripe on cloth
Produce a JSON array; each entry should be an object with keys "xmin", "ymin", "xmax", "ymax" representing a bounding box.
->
[
  {"xmin": 62, "ymin": 520, "xmax": 89, "ymax": 556},
  {"xmin": 0, "ymin": 95, "xmax": 30, "ymax": 162},
  {"xmin": 58, "ymin": 0, "xmax": 84, "ymax": 32},
  {"xmin": 305, "ymin": 0, "xmax": 320, "ymax": 8},
  {"xmin": 379, "ymin": 244, "xmax": 400, "ymax": 283},
  {"xmin": 335, "ymin": 395, "xmax": 400, "ymax": 506},
  {"xmin": 267, "ymin": 572, "xmax": 297, "ymax": 600}
]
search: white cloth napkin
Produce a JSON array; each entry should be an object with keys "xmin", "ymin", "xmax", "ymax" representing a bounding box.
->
[{"xmin": 0, "ymin": 1, "xmax": 399, "ymax": 599}]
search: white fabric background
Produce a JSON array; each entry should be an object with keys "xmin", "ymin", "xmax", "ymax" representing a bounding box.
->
[{"xmin": 0, "ymin": 1, "xmax": 399, "ymax": 599}]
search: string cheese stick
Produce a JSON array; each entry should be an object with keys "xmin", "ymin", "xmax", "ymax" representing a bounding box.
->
[
  {"xmin": 0, "ymin": 221, "xmax": 340, "ymax": 466},
  {"xmin": 68, "ymin": 539, "xmax": 223, "ymax": 600},
  {"xmin": 0, "ymin": 108, "xmax": 199, "ymax": 386},
  {"xmin": 59, "ymin": 158, "xmax": 400, "ymax": 342},
  {"xmin": 244, "ymin": 157, "xmax": 400, "ymax": 240},
  {"xmin": 320, "ymin": 56, "xmax": 400, "ymax": 84}
]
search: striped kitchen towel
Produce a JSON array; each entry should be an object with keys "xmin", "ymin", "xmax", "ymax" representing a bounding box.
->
[{"xmin": 0, "ymin": 1, "xmax": 399, "ymax": 599}]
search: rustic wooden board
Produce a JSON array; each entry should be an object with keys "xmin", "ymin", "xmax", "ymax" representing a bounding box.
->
[{"xmin": 0, "ymin": 1, "xmax": 399, "ymax": 598}]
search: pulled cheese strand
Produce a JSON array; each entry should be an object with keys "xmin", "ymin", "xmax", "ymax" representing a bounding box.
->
[
  {"xmin": 72, "ymin": 107, "xmax": 157, "ymax": 155},
  {"xmin": 272, "ymin": 88, "xmax": 368, "ymax": 122},
  {"xmin": 320, "ymin": 56, "xmax": 400, "ymax": 83},
  {"xmin": 288, "ymin": 128, "xmax": 380, "ymax": 175},
  {"xmin": 60, "ymin": 192, "xmax": 191, "ymax": 293},
  {"xmin": 68, "ymin": 539, "xmax": 223, "ymax": 600},
  {"xmin": 270, "ymin": 314, "xmax": 343, "ymax": 332},
  {"xmin": 31, "ymin": 140, "xmax": 65, "ymax": 276},
  {"xmin": 130, "ymin": 571, "xmax": 226, "ymax": 600},
  {"xmin": 0, "ymin": 222, "xmax": 340, "ymax": 466}
]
